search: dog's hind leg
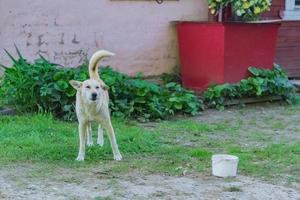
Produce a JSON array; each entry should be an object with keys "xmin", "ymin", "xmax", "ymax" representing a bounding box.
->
[
  {"xmin": 76, "ymin": 122, "xmax": 88, "ymax": 161},
  {"xmin": 97, "ymin": 125, "xmax": 104, "ymax": 146},
  {"xmin": 103, "ymin": 121, "xmax": 122, "ymax": 161},
  {"xmin": 86, "ymin": 123, "xmax": 94, "ymax": 146}
]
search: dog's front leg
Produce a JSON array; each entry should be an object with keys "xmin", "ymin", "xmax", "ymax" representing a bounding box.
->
[
  {"xmin": 76, "ymin": 122, "xmax": 88, "ymax": 161},
  {"xmin": 86, "ymin": 123, "xmax": 94, "ymax": 146},
  {"xmin": 103, "ymin": 122, "xmax": 122, "ymax": 161},
  {"xmin": 97, "ymin": 125, "xmax": 104, "ymax": 146}
]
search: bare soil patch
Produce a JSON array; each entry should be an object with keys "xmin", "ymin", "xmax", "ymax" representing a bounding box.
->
[{"xmin": 0, "ymin": 165, "xmax": 299, "ymax": 200}]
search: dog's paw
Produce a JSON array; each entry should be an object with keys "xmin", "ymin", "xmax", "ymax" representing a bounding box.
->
[
  {"xmin": 97, "ymin": 139, "xmax": 104, "ymax": 146},
  {"xmin": 113, "ymin": 154, "xmax": 122, "ymax": 161},
  {"xmin": 76, "ymin": 155, "xmax": 85, "ymax": 161},
  {"xmin": 87, "ymin": 141, "xmax": 94, "ymax": 147}
]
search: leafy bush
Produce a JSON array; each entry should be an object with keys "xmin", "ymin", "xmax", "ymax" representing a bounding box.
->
[
  {"xmin": 0, "ymin": 50, "xmax": 87, "ymax": 120},
  {"xmin": 202, "ymin": 83, "xmax": 239, "ymax": 110},
  {"xmin": 203, "ymin": 65, "xmax": 299, "ymax": 110},
  {"xmin": 0, "ymin": 49, "xmax": 202, "ymax": 121},
  {"xmin": 85, "ymin": 67, "xmax": 202, "ymax": 121}
]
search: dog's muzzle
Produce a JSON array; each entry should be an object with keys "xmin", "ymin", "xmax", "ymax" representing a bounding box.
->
[{"xmin": 91, "ymin": 93, "xmax": 97, "ymax": 101}]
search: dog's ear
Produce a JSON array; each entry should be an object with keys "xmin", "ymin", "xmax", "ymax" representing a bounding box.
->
[
  {"xmin": 102, "ymin": 84, "xmax": 110, "ymax": 91},
  {"xmin": 69, "ymin": 80, "xmax": 82, "ymax": 90}
]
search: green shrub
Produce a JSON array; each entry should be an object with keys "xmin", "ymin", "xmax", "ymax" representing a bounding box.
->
[
  {"xmin": 202, "ymin": 83, "xmax": 239, "ymax": 110},
  {"xmin": 103, "ymin": 68, "xmax": 202, "ymax": 121},
  {"xmin": 0, "ymin": 49, "xmax": 202, "ymax": 121},
  {"xmin": 0, "ymin": 50, "xmax": 86, "ymax": 120},
  {"xmin": 203, "ymin": 65, "xmax": 299, "ymax": 110}
]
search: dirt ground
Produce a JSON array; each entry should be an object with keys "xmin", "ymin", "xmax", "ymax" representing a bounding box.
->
[
  {"xmin": 0, "ymin": 165, "xmax": 299, "ymax": 200},
  {"xmin": 1, "ymin": 104, "xmax": 300, "ymax": 200}
]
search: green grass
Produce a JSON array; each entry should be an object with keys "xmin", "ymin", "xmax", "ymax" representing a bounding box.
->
[
  {"xmin": 0, "ymin": 114, "xmax": 159, "ymax": 165},
  {"xmin": 224, "ymin": 186, "xmax": 243, "ymax": 192},
  {"xmin": 0, "ymin": 113, "xmax": 299, "ymax": 183}
]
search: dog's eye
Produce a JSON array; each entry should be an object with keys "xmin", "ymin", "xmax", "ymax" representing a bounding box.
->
[
  {"xmin": 96, "ymin": 86, "xmax": 100, "ymax": 89},
  {"xmin": 86, "ymin": 86, "xmax": 91, "ymax": 89}
]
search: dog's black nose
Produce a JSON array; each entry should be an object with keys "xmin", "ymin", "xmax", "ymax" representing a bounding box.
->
[{"xmin": 91, "ymin": 93, "xmax": 97, "ymax": 100}]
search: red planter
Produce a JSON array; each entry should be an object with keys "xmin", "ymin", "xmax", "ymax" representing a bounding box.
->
[{"xmin": 176, "ymin": 22, "xmax": 280, "ymax": 91}]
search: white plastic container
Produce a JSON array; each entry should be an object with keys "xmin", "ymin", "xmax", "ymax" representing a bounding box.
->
[{"xmin": 212, "ymin": 154, "xmax": 239, "ymax": 177}]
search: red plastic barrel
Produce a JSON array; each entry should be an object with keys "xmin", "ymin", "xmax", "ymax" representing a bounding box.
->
[{"xmin": 176, "ymin": 22, "xmax": 280, "ymax": 91}]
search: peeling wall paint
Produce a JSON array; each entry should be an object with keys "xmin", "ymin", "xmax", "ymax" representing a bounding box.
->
[{"xmin": 0, "ymin": 0, "xmax": 207, "ymax": 76}]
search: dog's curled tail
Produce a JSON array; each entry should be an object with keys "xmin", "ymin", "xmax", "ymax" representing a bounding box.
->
[{"xmin": 89, "ymin": 50, "xmax": 115, "ymax": 80}]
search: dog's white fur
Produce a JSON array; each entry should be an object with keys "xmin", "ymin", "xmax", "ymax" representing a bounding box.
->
[{"xmin": 70, "ymin": 50, "xmax": 122, "ymax": 161}]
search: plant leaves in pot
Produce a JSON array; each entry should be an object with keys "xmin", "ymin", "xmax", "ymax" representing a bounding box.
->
[{"xmin": 207, "ymin": 0, "xmax": 272, "ymax": 22}]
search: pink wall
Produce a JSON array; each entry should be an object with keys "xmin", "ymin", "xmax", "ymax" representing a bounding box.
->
[{"xmin": 0, "ymin": 0, "xmax": 206, "ymax": 76}]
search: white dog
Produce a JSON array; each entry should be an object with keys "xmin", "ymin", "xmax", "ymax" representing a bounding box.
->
[{"xmin": 69, "ymin": 50, "xmax": 122, "ymax": 161}]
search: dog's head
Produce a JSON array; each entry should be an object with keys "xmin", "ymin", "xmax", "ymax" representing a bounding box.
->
[{"xmin": 69, "ymin": 79, "xmax": 109, "ymax": 103}]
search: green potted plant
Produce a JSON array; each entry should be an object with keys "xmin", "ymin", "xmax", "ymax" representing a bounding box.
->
[
  {"xmin": 208, "ymin": 0, "xmax": 272, "ymax": 21},
  {"xmin": 176, "ymin": 0, "xmax": 281, "ymax": 91}
]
